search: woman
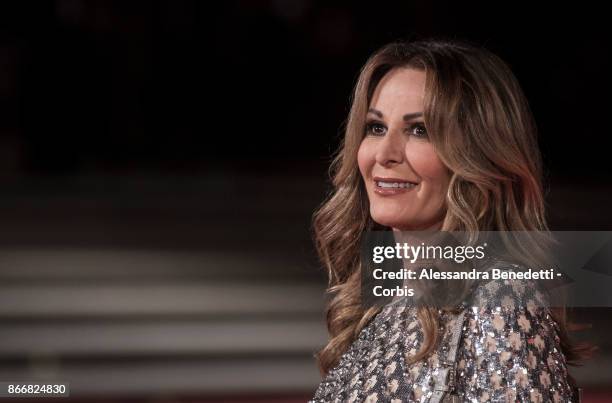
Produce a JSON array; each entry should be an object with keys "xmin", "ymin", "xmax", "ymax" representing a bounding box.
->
[{"xmin": 309, "ymin": 38, "xmax": 592, "ymax": 402}]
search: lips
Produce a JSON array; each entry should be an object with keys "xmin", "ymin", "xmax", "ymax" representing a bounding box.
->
[
  {"xmin": 373, "ymin": 176, "xmax": 419, "ymax": 186},
  {"xmin": 372, "ymin": 176, "xmax": 419, "ymax": 195}
]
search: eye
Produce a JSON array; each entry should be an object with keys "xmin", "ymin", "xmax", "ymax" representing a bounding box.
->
[
  {"xmin": 408, "ymin": 122, "xmax": 428, "ymax": 139},
  {"xmin": 364, "ymin": 121, "xmax": 387, "ymax": 136}
]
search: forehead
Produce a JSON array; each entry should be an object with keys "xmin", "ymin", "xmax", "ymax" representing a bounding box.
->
[{"xmin": 369, "ymin": 67, "xmax": 426, "ymax": 114}]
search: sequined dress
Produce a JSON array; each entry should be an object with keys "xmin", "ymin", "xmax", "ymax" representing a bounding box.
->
[{"xmin": 309, "ymin": 264, "xmax": 576, "ymax": 402}]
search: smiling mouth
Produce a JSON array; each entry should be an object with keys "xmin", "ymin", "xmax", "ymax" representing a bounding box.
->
[{"xmin": 375, "ymin": 181, "xmax": 417, "ymax": 189}]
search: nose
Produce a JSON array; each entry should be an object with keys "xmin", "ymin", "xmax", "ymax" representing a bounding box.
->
[{"xmin": 375, "ymin": 130, "xmax": 405, "ymax": 167}]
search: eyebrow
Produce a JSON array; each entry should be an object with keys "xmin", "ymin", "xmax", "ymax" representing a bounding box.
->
[{"xmin": 367, "ymin": 108, "xmax": 423, "ymax": 121}]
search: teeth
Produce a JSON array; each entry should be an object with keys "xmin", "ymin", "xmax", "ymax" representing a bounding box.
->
[{"xmin": 376, "ymin": 181, "xmax": 416, "ymax": 189}]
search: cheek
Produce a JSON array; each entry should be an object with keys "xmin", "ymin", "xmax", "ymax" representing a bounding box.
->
[
  {"xmin": 406, "ymin": 147, "xmax": 449, "ymax": 189},
  {"xmin": 357, "ymin": 140, "xmax": 373, "ymax": 178}
]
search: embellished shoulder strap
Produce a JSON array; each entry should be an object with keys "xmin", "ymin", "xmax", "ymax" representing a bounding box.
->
[{"xmin": 429, "ymin": 310, "xmax": 466, "ymax": 403}]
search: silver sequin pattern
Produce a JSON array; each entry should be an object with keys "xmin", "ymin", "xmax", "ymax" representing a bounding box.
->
[{"xmin": 309, "ymin": 265, "xmax": 576, "ymax": 402}]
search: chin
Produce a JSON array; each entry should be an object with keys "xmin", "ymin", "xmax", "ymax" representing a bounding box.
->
[
  {"xmin": 371, "ymin": 211, "xmax": 438, "ymax": 231},
  {"xmin": 370, "ymin": 210, "xmax": 413, "ymax": 230}
]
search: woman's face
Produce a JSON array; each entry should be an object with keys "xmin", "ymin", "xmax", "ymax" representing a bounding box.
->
[{"xmin": 357, "ymin": 67, "xmax": 451, "ymax": 231}]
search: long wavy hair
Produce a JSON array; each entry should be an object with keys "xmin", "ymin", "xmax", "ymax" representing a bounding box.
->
[{"xmin": 312, "ymin": 37, "xmax": 595, "ymax": 376}]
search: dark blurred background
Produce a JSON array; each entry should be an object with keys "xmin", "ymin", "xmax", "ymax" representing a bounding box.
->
[{"xmin": 0, "ymin": 1, "xmax": 610, "ymax": 402}]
